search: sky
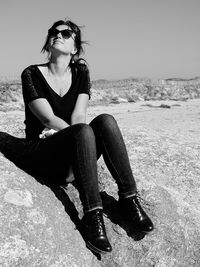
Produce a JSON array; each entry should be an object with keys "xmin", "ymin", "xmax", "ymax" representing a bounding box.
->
[{"xmin": 0, "ymin": 0, "xmax": 200, "ymax": 81}]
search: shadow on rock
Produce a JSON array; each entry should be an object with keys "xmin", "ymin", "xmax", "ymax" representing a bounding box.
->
[
  {"xmin": 0, "ymin": 131, "xmax": 103, "ymax": 259},
  {"xmin": 0, "ymin": 132, "xmax": 145, "ymax": 259},
  {"xmin": 0, "ymin": 133, "xmax": 81, "ymax": 225},
  {"xmin": 100, "ymin": 191, "xmax": 146, "ymax": 241}
]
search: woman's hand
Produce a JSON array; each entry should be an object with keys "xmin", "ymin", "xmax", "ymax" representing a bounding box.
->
[{"xmin": 39, "ymin": 128, "xmax": 57, "ymax": 139}]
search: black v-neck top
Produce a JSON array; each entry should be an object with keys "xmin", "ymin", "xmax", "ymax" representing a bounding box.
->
[{"xmin": 21, "ymin": 63, "xmax": 91, "ymax": 141}]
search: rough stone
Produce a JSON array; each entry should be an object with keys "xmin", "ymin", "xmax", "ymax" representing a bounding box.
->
[
  {"xmin": 0, "ymin": 113, "xmax": 100, "ymax": 267},
  {"xmin": 1, "ymin": 100, "xmax": 200, "ymax": 266},
  {"xmin": 0, "ymin": 152, "xmax": 101, "ymax": 267}
]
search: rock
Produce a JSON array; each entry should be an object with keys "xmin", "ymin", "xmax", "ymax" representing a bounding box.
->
[
  {"xmin": 159, "ymin": 104, "xmax": 171, "ymax": 108},
  {"xmin": 0, "ymin": 151, "xmax": 100, "ymax": 267},
  {"xmin": 0, "ymin": 112, "xmax": 100, "ymax": 267},
  {"xmin": 1, "ymin": 107, "xmax": 200, "ymax": 267},
  {"xmin": 110, "ymin": 97, "xmax": 128, "ymax": 104},
  {"xmin": 141, "ymin": 103, "xmax": 171, "ymax": 109}
]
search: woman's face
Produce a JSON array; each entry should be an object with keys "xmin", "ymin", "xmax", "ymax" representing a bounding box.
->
[{"xmin": 48, "ymin": 24, "xmax": 77, "ymax": 56}]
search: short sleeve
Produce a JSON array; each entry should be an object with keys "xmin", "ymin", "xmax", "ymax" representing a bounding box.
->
[
  {"xmin": 78, "ymin": 65, "xmax": 91, "ymax": 99},
  {"xmin": 21, "ymin": 66, "xmax": 46, "ymax": 105}
]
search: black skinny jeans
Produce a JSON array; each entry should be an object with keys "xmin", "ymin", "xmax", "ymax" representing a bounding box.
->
[{"xmin": 23, "ymin": 114, "xmax": 137, "ymax": 213}]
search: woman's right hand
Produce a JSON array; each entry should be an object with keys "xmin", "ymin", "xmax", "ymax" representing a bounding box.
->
[{"xmin": 39, "ymin": 128, "xmax": 57, "ymax": 139}]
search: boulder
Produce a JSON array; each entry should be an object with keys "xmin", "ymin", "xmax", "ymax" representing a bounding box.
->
[
  {"xmin": 0, "ymin": 152, "xmax": 100, "ymax": 267},
  {"xmin": 0, "ymin": 112, "xmax": 100, "ymax": 267},
  {"xmin": 1, "ymin": 110, "xmax": 200, "ymax": 267}
]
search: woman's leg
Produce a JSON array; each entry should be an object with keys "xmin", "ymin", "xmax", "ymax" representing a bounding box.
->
[
  {"xmin": 22, "ymin": 123, "xmax": 112, "ymax": 253},
  {"xmin": 89, "ymin": 113, "xmax": 137, "ymax": 198},
  {"xmin": 23, "ymin": 124, "xmax": 102, "ymax": 213},
  {"xmin": 90, "ymin": 114, "xmax": 154, "ymax": 233}
]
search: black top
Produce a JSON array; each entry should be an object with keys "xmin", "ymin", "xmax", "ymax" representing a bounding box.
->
[{"xmin": 21, "ymin": 63, "xmax": 91, "ymax": 141}]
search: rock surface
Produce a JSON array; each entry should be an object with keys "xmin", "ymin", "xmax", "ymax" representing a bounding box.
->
[
  {"xmin": 0, "ymin": 113, "xmax": 100, "ymax": 267},
  {"xmin": 0, "ymin": 155, "xmax": 100, "ymax": 267},
  {"xmin": 1, "ymin": 100, "xmax": 200, "ymax": 266}
]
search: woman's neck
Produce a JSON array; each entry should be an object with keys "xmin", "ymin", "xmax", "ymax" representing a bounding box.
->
[{"xmin": 48, "ymin": 54, "xmax": 71, "ymax": 77}]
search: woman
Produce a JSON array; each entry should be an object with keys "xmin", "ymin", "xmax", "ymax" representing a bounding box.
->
[{"xmin": 20, "ymin": 19, "xmax": 153, "ymax": 254}]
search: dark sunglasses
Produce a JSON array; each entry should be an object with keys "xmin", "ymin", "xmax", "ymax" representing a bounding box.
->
[{"xmin": 48, "ymin": 28, "xmax": 74, "ymax": 39}]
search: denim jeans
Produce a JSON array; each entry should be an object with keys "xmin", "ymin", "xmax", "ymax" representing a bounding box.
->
[{"xmin": 21, "ymin": 113, "xmax": 137, "ymax": 213}]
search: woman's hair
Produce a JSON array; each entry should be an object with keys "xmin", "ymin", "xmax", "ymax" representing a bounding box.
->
[{"xmin": 41, "ymin": 19, "xmax": 87, "ymax": 64}]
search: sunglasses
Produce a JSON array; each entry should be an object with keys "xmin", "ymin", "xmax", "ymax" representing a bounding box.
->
[{"xmin": 48, "ymin": 28, "xmax": 74, "ymax": 39}]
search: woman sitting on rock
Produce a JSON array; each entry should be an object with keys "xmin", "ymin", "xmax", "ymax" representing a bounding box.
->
[{"xmin": 19, "ymin": 18, "xmax": 153, "ymax": 254}]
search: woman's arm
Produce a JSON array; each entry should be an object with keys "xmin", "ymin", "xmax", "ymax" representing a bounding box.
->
[
  {"xmin": 22, "ymin": 67, "xmax": 69, "ymax": 131},
  {"xmin": 71, "ymin": 93, "xmax": 89, "ymax": 125},
  {"xmin": 29, "ymin": 98, "xmax": 69, "ymax": 131}
]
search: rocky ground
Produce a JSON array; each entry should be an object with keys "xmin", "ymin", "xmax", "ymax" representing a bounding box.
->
[{"xmin": 0, "ymin": 99, "xmax": 200, "ymax": 266}]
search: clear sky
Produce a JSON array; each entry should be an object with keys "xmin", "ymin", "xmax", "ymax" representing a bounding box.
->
[{"xmin": 0, "ymin": 0, "xmax": 200, "ymax": 81}]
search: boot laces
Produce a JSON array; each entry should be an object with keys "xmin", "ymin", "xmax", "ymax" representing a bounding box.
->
[
  {"xmin": 92, "ymin": 211, "xmax": 105, "ymax": 235},
  {"xmin": 134, "ymin": 191, "xmax": 152, "ymax": 211}
]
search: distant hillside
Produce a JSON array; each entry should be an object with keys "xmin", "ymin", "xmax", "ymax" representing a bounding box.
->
[
  {"xmin": 1, "ymin": 76, "xmax": 200, "ymax": 111},
  {"xmin": 90, "ymin": 76, "xmax": 200, "ymax": 105},
  {"xmin": 159, "ymin": 77, "xmax": 200, "ymax": 86},
  {"xmin": 91, "ymin": 77, "xmax": 151, "ymax": 90}
]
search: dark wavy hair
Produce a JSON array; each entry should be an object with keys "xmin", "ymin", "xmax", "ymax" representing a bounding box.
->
[{"xmin": 41, "ymin": 19, "xmax": 88, "ymax": 64}]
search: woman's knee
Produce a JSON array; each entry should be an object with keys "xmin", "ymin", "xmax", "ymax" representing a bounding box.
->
[
  {"xmin": 91, "ymin": 113, "xmax": 117, "ymax": 128},
  {"xmin": 56, "ymin": 123, "xmax": 94, "ymax": 142},
  {"xmin": 74, "ymin": 123, "xmax": 94, "ymax": 139}
]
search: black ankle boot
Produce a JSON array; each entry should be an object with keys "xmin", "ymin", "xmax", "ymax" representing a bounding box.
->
[
  {"xmin": 82, "ymin": 209, "xmax": 112, "ymax": 254},
  {"xmin": 118, "ymin": 195, "xmax": 154, "ymax": 233}
]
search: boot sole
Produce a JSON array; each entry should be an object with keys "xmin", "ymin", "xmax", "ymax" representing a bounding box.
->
[{"xmin": 86, "ymin": 240, "xmax": 112, "ymax": 254}]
